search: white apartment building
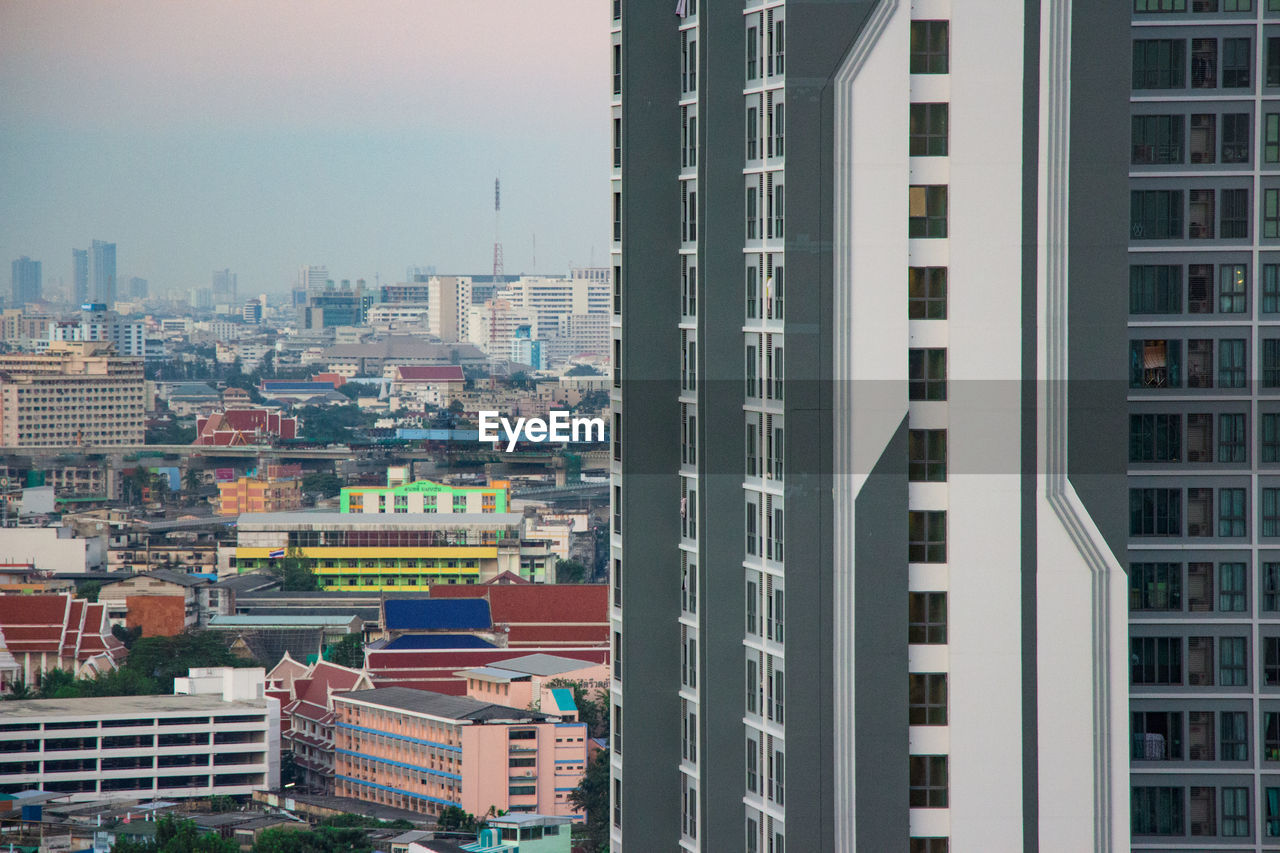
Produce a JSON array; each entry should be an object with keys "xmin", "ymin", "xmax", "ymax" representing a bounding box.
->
[{"xmin": 0, "ymin": 667, "xmax": 280, "ymax": 802}]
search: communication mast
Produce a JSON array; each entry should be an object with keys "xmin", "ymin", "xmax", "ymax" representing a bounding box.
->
[{"xmin": 491, "ymin": 178, "xmax": 505, "ymax": 355}]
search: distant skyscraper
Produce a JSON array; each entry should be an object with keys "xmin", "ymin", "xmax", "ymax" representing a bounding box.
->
[
  {"xmin": 10, "ymin": 257, "xmax": 41, "ymax": 306},
  {"xmin": 212, "ymin": 268, "xmax": 238, "ymax": 302},
  {"xmin": 299, "ymin": 265, "xmax": 328, "ymax": 295},
  {"xmin": 127, "ymin": 277, "xmax": 148, "ymax": 300},
  {"xmin": 71, "ymin": 249, "xmax": 88, "ymax": 306},
  {"xmin": 90, "ymin": 240, "xmax": 116, "ymax": 306}
]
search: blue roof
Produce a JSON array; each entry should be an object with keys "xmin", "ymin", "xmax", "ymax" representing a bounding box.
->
[
  {"xmin": 261, "ymin": 381, "xmax": 334, "ymax": 390},
  {"xmin": 383, "ymin": 634, "xmax": 497, "ymax": 650},
  {"xmin": 549, "ymin": 688, "xmax": 577, "ymax": 714},
  {"xmin": 385, "ymin": 598, "xmax": 491, "ymax": 632}
]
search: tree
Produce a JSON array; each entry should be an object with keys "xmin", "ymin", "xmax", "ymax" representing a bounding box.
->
[
  {"xmin": 437, "ymin": 806, "xmax": 483, "ymax": 833},
  {"xmin": 112, "ymin": 624, "xmax": 142, "ymax": 648},
  {"xmin": 326, "ymin": 633, "xmax": 364, "ymax": 669},
  {"xmin": 301, "ymin": 471, "xmax": 343, "ymax": 499},
  {"xmin": 251, "ymin": 826, "xmax": 373, "ymax": 853},
  {"xmin": 508, "ymin": 371, "xmax": 531, "ymax": 390},
  {"xmin": 566, "ymin": 364, "xmax": 603, "ymax": 376},
  {"xmin": 3, "ymin": 680, "xmax": 32, "ymax": 701},
  {"xmin": 109, "ymin": 815, "xmax": 239, "ymax": 853},
  {"xmin": 555, "ymin": 559, "xmax": 587, "ymax": 584},
  {"xmin": 568, "ymin": 751, "xmax": 610, "ymax": 853},
  {"xmin": 266, "ymin": 547, "xmax": 319, "ymax": 592},
  {"xmin": 78, "ymin": 579, "xmax": 103, "ymax": 602},
  {"xmin": 182, "ymin": 468, "xmax": 203, "ymax": 494}
]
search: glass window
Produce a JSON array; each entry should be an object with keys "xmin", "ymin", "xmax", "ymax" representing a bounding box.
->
[
  {"xmin": 910, "ymin": 21, "xmax": 948, "ymax": 74},
  {"xmin": 1219, "ymin": 487, "xmax": 1247, "ymax": 536},
  {"xmin": 1265, "ymin": 488, "xmax": 1280, "ymax": 536},
  {"xmin": 1135, "ymin": 0, "xmax": 1186, "ymax": 9},
  {"xmin": 908, "ymin": 429, "xmax": 947, "ymax": 481},
  {"xmin": 908, "ymin": 510, "xmax": 946, "ymax": 562},
  {"xmin": 1192, "ymin": 37, "xmax": 1218, "ymax": 88},
  {"xmin": 909, "ymin": 348, "xmax": 947, "ymax": 400},
  {"xmin": 1189, "ymin": 188, "xmax": 1215, "ymax": 239},
  {"xmin": 1266, "ymin": 266, "xmax": 1280, "ymax": 312},
  {"xmin": 1218, "ymin": 413, "xmax": 1245, "ymax": 462},
  {"xmin": 908, "ymin": 592, "xmax": 947, "ymax": 644},
  {"xmin": 1223, "ymin": 38, "xmax": 1251, "ymax": 87},
  {"xmin": 1266, "ymin": 188, "xmax": 1280, "ymax": 237},
  {"xmin": 1191, "ymin": 113, "xmax": 1217, "ymax": 163},
  {"xmin": 1130, "ymin": 488, "xmax": 1183, "ymax": 535},
  {"xmin": 1131, "ymin": 190, "xmax": 1185, "ymax": 238},
  {"xmin": 1133, "ymin": 710, "xmax": 1183, "ymax": 760},
  {"xmin": 909, "ymin": 103, "xmax": 949, "ymax": 156},
  {"xmin": 909, "ymin": 673, "xmax": 947, "ymax": 725},
  {"xmin": 1132, "ymin": 787, "xmax": 1184, "ymax": 835},
  {"xmin": 1130, "ymin": 562, "xmax": 1182, "ymax": 611},
  {"xmin": 1130, "ymin": 265, "xmax": 1182, "ymax": 313},
  {"xmin": 1222, "ymin": 189, "xmax": 1249, "ymax": 238},
  {"xmin": 908, "ymin": 755, "xmax": 948, "ymax": 807},
  {"xmin": 1132, "ymin": 636, "xmax": 1183, "ymax": 684},
  {"xmin": 1222, "ymin": 786, "xmax": 1250, "ymax": 836},
  {"xmin": 1219, "ymin": 636, "xmax": 1248, "ymax": 685},
  {"xmin": 1131, "ymin": 413, "xmax": 1182, "ymax": 462},
  {"xmin": 1218, "ymin": 264, "xmax": 1247, "ymax": 311},
  {"xmin": 1133, "ymin": 114, "xmax": 1185, "ymax": 164},
  {"xmin": 1223, "ymin": 114, "xmax": 1250, "ymax": 164},
  {"xmin": 1218, "ymin": 339, "xmax": 1246, "ymax": 388},
  {"xmin": 1221, "ymin": 711, "xmax": 1249, "ymax": 758},
  {"xmin": 1133, "ymin": 39, "xmax": 1186, "ymax": 89},
  {"xmin": 1267, "ymin": 636, "xmax": 1280, "ymax": 685},
  {"xmin": 1266, "ymin": 563, "xmax": 1280, "ymax": 611},
  {"xmin": 908, "ymin": 185, "xmax": 948, "ymax": 238},
  {"xmin": 909, "ymin": 267, "xmax": 947, "ymax": 318}
]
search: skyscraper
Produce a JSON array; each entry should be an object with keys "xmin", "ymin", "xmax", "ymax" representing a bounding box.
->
[
  {"xmin": 1127, "ymin": 6, "xmax": 1280, "ymax": 850},
  {"xmin": 612, "ymin": 2, "xmax": 1129, "ymax": 851},
  {"xmin": 71, "ymin": 249, "xmax": 88, "ymax": 306},
  {"xmin": 213, "ymin": 268, "xmax": 238, "ymax": 303},
  {"xmin": 299, "ymin": 265, "xmax": 329, "ymax": 295},
  {"xmin": 90, "ymin": 240, "xmax": 116, "ymax": 306},
  {"xmin": 10, "ymin": 257, "xmax": 41, "ymax": 306}
]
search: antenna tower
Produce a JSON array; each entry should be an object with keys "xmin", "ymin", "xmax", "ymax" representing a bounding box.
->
[{"xmin": 491, "ymin": 178, "xmax": 505, "ymax": 355}]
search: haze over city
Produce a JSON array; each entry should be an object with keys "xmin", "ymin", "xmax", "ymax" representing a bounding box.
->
[{"xmin": 0, "ymin": 0, "xmax": 609, "ymax": 297}]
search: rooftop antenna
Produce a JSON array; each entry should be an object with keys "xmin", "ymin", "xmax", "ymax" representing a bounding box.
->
[{"xmin": 491, "ymin": 178, "xmax": 505, "ymax": 356}]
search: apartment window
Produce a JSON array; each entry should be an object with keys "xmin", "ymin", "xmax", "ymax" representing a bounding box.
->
[
  {"xmin": 773, "ymin": 668, "xmax": 785, "ymax": 722},
  {"xmin": 746, "ymin": 418, "xmax": 759, "ymax": 477},
  {"xmin": 1269, "ymin": 787, "xmax": 1280, "ymax": 837},
  {"xmin": 1219, "ymin": 487, "xmax": 1246, "ymax": 536},
  {"xmin": 746, "ymin": 185, "xmax": 759, "ymax": 239},
  {"xmin": 746, "ymin": 265, "xmax": 758, "ymax": 318},
  {"xmin": 1188, "ymin": 635, "xmax": 1213, "ymax": 683},
  {"xmin": 746, "ymin": 579, "xmax": 758, "ymax": 634},
  {"xmin": 1221, "ymin": 188, "xmax": 1248, "ymax": 237},
  {"xmin": 910, "ymin": 103, "xmax": 949, "ymax": 156},
  {"xmin": 909, "ymin": 592, "xmax": 947, "ymax": 644},
  {"xmin": 613, "ymin": 117, "xmax": 621, "ymax": 169},
  {"xmin": 1189, "ymin": 411, "xmax": 1212, "ymax": 462},
  {"xmin": 1189, "ymin": 785, "xmax": 1215, "ymax": 835},
  {"xmin": 909, "ymin": 267, "xmax": 947, "ymax": 318},
  {"xmin": 908, "ymin": 511, "xmax": 946, "ymax": 562},
  {"xmin": 1221, "ymin": 711, "xmax": 1249, "ymax": 761},
  {"xmin": 771, "ymin": 265, "xmax": 784, "ymax": 319},
  {"xmin": 1267, "ymin": 563, "xmax": 1280, "ymax": 611},
  {"xmin": 1133, "ymin": 114, "xmax": 1184, "ymax": 164},
  {"xmin": 1218, "ymin": 264, "xmax": 1247, "ymax": 312},
  {"xmin": 746, "ymin": 737, "xmax": 758, "ymax": 792},
  {"xmin": 1189, "ymin": 561, "xmax": 1214, "ymax": 610},
  {"xmin": 909, "ymin": 756, "xmax": 948, "ymax": 807},
  {"xmin": 1268, "ymin": 637, "xmax": 1280, "ymax": 684},
  {"xmin": 1132, "ymin": 787, "xmax": 1184, "ymax": 835},
  {"xmin": 909, "ymin": 348, "xmax": 947, "ymax": 400},
  {"xmin": 1189, "ymin": 189, "xmax": 1215, "ymax": 238},
  {"xmin": 909, "ymin": 673, "xmax": 947, "ymax": 725},
  {"xmin": 1265, "ymin": 488, "xmax": 1280, "ymax": 536},
  {"xmin": 1267, "ymin": 113, "xmax": 1280, "ymax": 164},
  {"xmin": 774, "ymin": 102, "xmax": 785, "ymax": 157},
  {"xmin": 1224, "ymin": 38, "xmax": 1251, "ymax": 87},
  {"xmin": 1131, "ymin": 190, "xmax": 1184, "ymax": 239},
  {"xmin": 909, "ymin": 429, "xmax": 947, "ymax": 481},
  {"xmin": 746, "ymin": 343, "xmax": 758, "ymax": 398},
  {"xmin": 1189, "ymin": 263, "xmax": 1213, "ymax": 312},
  {"xmin": 614, "ymin": 705, "xmax": 622, "ymax": 754},
  {"xmin": 1219, "ymin": 413, "xmax": 1245, "ymax": 462},
  {"xmin": 1133, "ymin": 39, "xmax": 1186, "ymax": 89},
  {"xmin": 1131, "ymin": 636, "xmax": 1183, "ymax": 684},
  {"xmin": 681, "ymin": 33, "xmax": 697, "ymax": 93},
  {"xmin": 1192, "ymin": 38, "xmax": 1218, "ymax": 87},
  {"xmin": 612, "ymin": 558, "xmax": 621, "ymax": 609},
  {"xmin": 1133, "ymin": 710, "xmax": 1183, "ymax": 760},
  {"xmin": 613, "ymin": 339, "xmax": 621, "ymax": 387},
  {"xmin": 682, "ymin": 706, "xmax": 696, "ymax": 761},
  {"xmin": 1130, "ymin": 488, "xmax": 1182, "ymax": 536},
  {"xmin": 909, "ymin": 185, "xmax": 948, "ymax": 237},
  {"xmin": 773, "ymin": 185, "xmax": 784, "ymax": 237},
  {"xmin": 613, "ymin": 631, "xmax": 622, "ymax": 681},
  {"xmin": 612, "ymin": 190, "xmax": 622, "ymax": 243},
  {"xmin": 1130, "ymin": 413, "xmax": 1181, "ymax": 463},
  {"xmin": 1188, "ymin": 338, "xmax": 1213, "ymax": 386},
  {"xmin": 910, "ymin": 21, "xmax": 948, "ymax": 74},
  {"xmin": 773, "ymin": 19, "xmax": 785, "ymax": 75},
  {"xmin": 612, "ymin": 44, "xmax": 621, "ymax": 95},
  {"xmin": 746, "ymin": 25, "xmax": 758, "ymax": 81},
  {"xmin": 1222, "ymin": 787, "xmax": 1249, "ymax": 836},
  {"xmin": 746, "ymin": 500, "xmax": 758, "ymax": 555},
  {"xmin": 1266, "ymin": 415, "xmax": 1280, "ymax": 463},
  {"xmin": 746, "ymin": 658, "xmax": 758, "ymax": 713},
  {"xmin": 1130, "ymin": 265, "xmax": 1182, "ymax": 313},
  {"xmin": 773, "ymin": 589, "xmax": 784, "ymax": 642},
  {"xmin": 771, "ymin": 749, "xmax": 785, "ymax": 805},
  {"xmin": 1266, "ymin": 188, "xmax": 1280, "ymax": 237},
  {"xmin": 746, "ymin": 106, "xmax": 758, "ymax": 159},
  {"xmin": 909, "ymin": 841, "xmax": 949, "ymax": 853},
  {"xmin": 1130, "ymin": 562, "xmax": 1182, "ymax": 611},
  {"xmin": 1219, "ymin": 339, "xmax": 1246, "ymax": 388},
  {"xmin": 1223, "ymin": 114, "xmax": 1250, "ymax": 164},
  {"xmin": 1266, "ymin": 341, "xmax": 1280, "ymax": 388},
  {"xmin": 746, "ymin": 818, "xmax": 759, "ymax": 853},
  {"xmin": 1221, "ymin": 636, "xmax": 1248, "ymax": 685},
  {"xmin": 1266, "ymin": 713, "xmax": 1280, "ymax": 760}
]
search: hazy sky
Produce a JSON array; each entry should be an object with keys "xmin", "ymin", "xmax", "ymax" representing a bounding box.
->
[{"xmin": 0, "ymin": 1, "xmax": 609, "ymax": 297}]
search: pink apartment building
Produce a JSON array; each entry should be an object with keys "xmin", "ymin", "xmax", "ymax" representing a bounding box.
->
[
  {"xmin": 456, "ymin": 653, "xmax": 609, "ymax": 715},
  {"xmin": 331, "ymin": 686, "xmax": 587, "ymax": 820}
]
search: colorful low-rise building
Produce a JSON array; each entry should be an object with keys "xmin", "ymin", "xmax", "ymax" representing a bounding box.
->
[
  {"xmin": 331, "ymin": 686, "xmax": 587, "ymax": 819},
  {"xmin": 340, "ymin": 477, "xmax": 509, "ymax": 515},
  {"xmin": 217, "ymin": 476, "xmax": 303, "ymax": 516},
  {"xmin": 457, "ymin": 654, "xmax": 609, "ymax": 714},
  {"xmin": 233, "ymin": 512, "xmax": 526, "ymax": 589},
  {"xmin": 265, "ymin": 654, "xmax": 372, "ymax": 793}
]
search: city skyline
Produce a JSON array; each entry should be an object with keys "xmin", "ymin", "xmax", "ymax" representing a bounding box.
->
[{"xmin": 0, "ymin": 1, "xmax": 610, "ymax": 295}]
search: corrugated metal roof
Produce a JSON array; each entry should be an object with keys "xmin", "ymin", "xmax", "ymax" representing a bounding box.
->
[{"xmin": 209, "ymin": 614, "xmax": 358, "ymax": 627}]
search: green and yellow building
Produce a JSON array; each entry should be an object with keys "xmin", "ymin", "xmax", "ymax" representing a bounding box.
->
[{"xmin": 339, "ymin": 477, "xmax": 510, "ymax": 515}]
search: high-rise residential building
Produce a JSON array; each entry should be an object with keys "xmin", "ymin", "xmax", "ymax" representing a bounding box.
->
[
  {"xmin": 0, "ymin": 341, "xmax": 144, "ymax": 446},
  {"xmin": 612, "ymin": 2, "xmax": 1128, "ymax": 852},
  {"xmin": 10, "ymin": 256, "xmax": 41, "ymax": 306},
  {"xmin": 127, "ymin": 276, "xmax": 148, "ymax": 300},
  {"xmin": 299, "ymin": 264, "xmax": 329, "ymax": 295},
  {"xmin": 48, "ymin": 304, "xmax": 146, "ymax": 357},
  {"xmin": 1127, "ymin": 6, "xmax": 1280, "ymax": 851},
  {"xmin": 71, "ymin": 249, "xmax": 89, "ymax": 306},
  {"xmin": 212, "ymin": 268, "xmax": 238, "ymax": 303},
  {"xmin": 90, "ymin": 239, "xmax": 116, "ymax": 306}
]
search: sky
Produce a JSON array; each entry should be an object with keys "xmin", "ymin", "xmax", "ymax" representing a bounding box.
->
[{"xmin": 0, "ymin": 1, "xmax": 610, "ymax": 298}]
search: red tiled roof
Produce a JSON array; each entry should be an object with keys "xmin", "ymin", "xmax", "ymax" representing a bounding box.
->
[
  {"xmin": 428, "ymin": 584, "xmax": 608, "ymax": 645},
  {"xmin": 0, "ymin": 594, "xmax": 123, "ymax": 665},
  {"xmin": 395, "ymin": 365, "xmax": 465, "ymax": 382}
]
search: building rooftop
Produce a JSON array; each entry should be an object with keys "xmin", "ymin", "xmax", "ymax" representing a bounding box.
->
[
  {"xmin": 333, "ymin": 686, "xmax": 553, "ymax": 723},
  {"xmin": 486, "ymin": 653, "xmax": 605, "ymax": 677},
  {"xmin": 209, "ymin": 614, "xmax": 359, "ymax": 628},
  {"xmin": 381, "ymin": 635, "xmax": 497, "ymax": 650},
  {"xmin": 385, "ymin": 598, "xmax": 491, "ymax": 632},
  {"xmin": 0, "ymin": 693, "xmax": 266, "ymax": 719},
  {"xmin": 236, "ymin": 512, "xmax": 522, "ymax": 528}
]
